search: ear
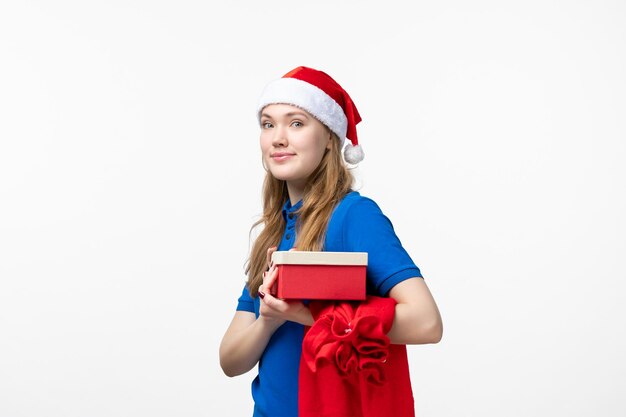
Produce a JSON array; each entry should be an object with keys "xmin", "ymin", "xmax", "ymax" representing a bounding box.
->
[{"xmin": 326, "ymin": 130, "xmax": 333, "ymax": 150}]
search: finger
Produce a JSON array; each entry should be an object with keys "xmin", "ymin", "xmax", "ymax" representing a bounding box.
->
[
  {"xmin": 266, "ymin": 246, "xmax": 278, "ymax": 270},
  {"xmin": 260, "ymin": 292, "xmax": 287, "ymax": 313},
  {"xmin": 263, "ymin": 264, "xmax": 279, "ymax": 295}
]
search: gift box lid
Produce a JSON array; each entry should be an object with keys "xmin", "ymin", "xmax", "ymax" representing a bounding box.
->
[{"xmin": 271, "ymin": 251, "xmax": 368, "ymax": 266}]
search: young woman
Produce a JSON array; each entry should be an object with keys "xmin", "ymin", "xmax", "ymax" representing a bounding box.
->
[{"xmin": 219, "ymin": 66, "xmax": 443, "ymax": 417}]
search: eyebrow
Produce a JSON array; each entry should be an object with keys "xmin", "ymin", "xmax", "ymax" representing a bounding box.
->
[
  {"xmin": 286, "ymin": 111, "xmax": 309, "ymax": 118},
  {"xmin": 260, "ymin": 111, "xmax": 310, "ymax": 119}
]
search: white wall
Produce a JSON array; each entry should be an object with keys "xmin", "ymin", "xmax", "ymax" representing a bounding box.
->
[{"xmin": 1, "ymin": 1, "xmax": 624, "ymax": 416}]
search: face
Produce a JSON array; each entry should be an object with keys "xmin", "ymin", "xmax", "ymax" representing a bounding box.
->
[{"xmin": 260, "ymin": 104, "xmax": 332, "ymax": 199}]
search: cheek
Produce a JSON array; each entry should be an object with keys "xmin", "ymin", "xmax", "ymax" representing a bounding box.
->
[
  {"xmin": 302, "ymin": 143, "xmax": 327, "ymax": 171},
  {"xmin": 315, "ymin": 136, "xmax": 331, "ymax": 159},
  {"xmin": 259, "ymin": 135, "xmax": 271, "ymax": 152}
]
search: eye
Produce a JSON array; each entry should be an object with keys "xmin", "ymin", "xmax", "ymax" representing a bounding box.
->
[
  {"xmin": 291, "ymin": 121, "xmax": 303, "ymax": 128},
  {"xmin": 261, "ymin": 121, "xmax": 273, "ymax": 129}
]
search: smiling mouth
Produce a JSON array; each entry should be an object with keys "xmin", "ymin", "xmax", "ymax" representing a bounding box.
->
[{"xmin": 271, "ymin": 153, "xmax": 295, "ymax": 161}]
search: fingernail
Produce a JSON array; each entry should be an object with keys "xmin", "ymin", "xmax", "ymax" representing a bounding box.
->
[{"xmin": 259, "ymin": 291, "xmax": 265, "ymax": 299}]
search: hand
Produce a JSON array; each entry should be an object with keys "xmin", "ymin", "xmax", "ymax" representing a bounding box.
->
[{"xmin": 258, "ymin": 247, "xmax": 313, "ymax": 327}]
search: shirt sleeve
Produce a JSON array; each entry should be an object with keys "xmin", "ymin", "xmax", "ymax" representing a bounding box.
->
[
  {"xmin": 236, "ymin": 284, "xmax": 255, "ymax": 312},
  {"xmin": 342, "ymin": 197, "xmax": 422, "ymax": 296}
]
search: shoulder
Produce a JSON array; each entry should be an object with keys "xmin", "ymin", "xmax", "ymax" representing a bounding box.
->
[
  {"xmin": 333, "ymin": 191, "xmax": 384, "ymax": 219},
  {"xmin": 325, "ymin": 191, "xmax": 392, "ymax": 251},
  {"xmin": 334, "ymin": 191, "xmax": 392, "ymax": 230},
  {"xmin": 328, "ymin": 191, "xmax": 421, "ymax": 295}
]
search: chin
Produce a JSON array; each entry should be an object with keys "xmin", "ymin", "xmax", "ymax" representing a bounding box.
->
[
  {"xmin": 270, "ymin": 170, "xmax": 305, "ymax": 184},
  {"xmin": 269, "ymin": 167, "xmax": 295, "ymax": 180},
  {"xmin": 271, "ymin": 173, "xmax": 296, "ymax": 182}
]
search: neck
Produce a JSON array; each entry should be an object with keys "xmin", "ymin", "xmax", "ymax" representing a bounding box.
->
[{"xmin": 286, "ymin": 181, "xmax": 305, "ymax": 205}]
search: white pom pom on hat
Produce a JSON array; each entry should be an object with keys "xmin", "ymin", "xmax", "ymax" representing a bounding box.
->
[
  {"xmin": 343, "ymin": 143, "xmax": 365, "ymax": 164},
  {"xmin": 257, "ymin": 66, "xmax": 364, "ymax": 164}
]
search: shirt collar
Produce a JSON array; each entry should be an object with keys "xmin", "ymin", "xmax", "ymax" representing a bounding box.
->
[{"xmin": 282, "ymin": 198, "xmax": 303, "ymax": 221}]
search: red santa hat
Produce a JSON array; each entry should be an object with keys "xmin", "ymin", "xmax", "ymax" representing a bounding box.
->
[{"xmin": 257, "ymin": 66, "xmax": 364, "ymax": 164}]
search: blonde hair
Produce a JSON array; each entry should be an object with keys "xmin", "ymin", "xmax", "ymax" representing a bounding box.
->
[{"xmin": 245, "ymin": 132, "xmax": 353, "ymax": 297}]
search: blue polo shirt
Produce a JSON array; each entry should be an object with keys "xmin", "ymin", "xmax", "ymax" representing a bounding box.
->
[{"xmin": 236, "ymin": 191, "xmax": 422, "ymax": 417}]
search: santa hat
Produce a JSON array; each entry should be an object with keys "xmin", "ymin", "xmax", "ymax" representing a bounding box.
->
[{"xmin": 257, "ymin": 66, "xmax": 364, "ymax": 164}]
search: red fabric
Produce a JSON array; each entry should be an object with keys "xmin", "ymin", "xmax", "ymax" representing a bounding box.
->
[{"xmin": 299, "ymin": 296, "xmax": 415, "ymax": 417}]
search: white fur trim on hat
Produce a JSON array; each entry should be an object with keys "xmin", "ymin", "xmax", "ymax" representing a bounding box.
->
[{"xmin": 257, "ymin": 78, "xmax": 348, "ymax": 143}]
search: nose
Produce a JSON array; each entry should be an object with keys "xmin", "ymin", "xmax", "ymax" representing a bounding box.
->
[{"xmin": 271, "ymin": 125, "xmax": 288, "ymax": 147}]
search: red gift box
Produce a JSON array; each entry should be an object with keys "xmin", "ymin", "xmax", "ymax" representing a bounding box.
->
[{"xmin": 269, "ymin": 251, "xmax": 368, "ymax": 300}]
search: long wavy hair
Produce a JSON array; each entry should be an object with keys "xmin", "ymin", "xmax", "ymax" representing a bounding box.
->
[{"xmin": 245, "ymin": 131, "xmax": 354, "ymax": 297}]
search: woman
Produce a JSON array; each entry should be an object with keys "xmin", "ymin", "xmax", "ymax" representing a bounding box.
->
[{"xmin": 220, "ymin": 66, "xmax": 443, "ymax": 417}]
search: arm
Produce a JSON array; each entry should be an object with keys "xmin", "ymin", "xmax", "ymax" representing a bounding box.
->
[
  {"xmin": 219, "ymin": 310, "xmax": 283, "ymax": 377},
  {"xmin": 337, "ymin": 197, "xmax": 442, "ymax": 344},
  {"xmin": 259, "ymin": 272, "xmax": 442, "ymax": 345},
  {"xmin": 219, "ymin": 247, "xmax": 312, "ymax": 377},
  {"xmin": 387, "ymin": 277, "xmax": 443, "ymax": 345}
]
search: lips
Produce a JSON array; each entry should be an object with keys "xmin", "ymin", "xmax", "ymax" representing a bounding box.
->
[{"xmin": 271, "ymin": 152, "xmax": 296, "ymax": 162}]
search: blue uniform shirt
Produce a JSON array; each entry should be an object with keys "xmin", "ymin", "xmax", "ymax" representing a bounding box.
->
[{"xmin": 236, "ymin": 191, "xmax": 422, "ymax": 417}]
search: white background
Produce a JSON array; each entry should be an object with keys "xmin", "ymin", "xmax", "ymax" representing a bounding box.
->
[{"xmin": 1, "ymin": 1, "xmax": 625, "ymax": 416}]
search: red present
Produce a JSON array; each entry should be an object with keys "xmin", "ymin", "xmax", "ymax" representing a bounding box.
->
[{"xmin": 270, "ymin": 251, "xmax": 368, "ymax": 300}]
